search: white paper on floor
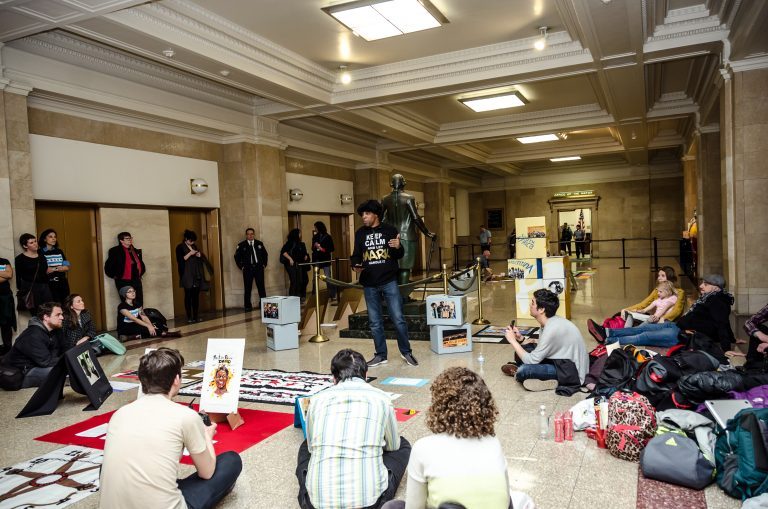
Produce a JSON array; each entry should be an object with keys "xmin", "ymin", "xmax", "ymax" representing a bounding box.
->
[{"xmin": 0, "ymin": 445, "xmax": 102, "ymax": 509}]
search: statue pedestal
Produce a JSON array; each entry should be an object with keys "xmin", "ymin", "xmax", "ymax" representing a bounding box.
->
[{"xmin": 339, "ymin": 300, "xmax": 429, "ymax": 341}]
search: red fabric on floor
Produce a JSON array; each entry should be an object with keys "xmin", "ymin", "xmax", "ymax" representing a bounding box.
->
[
  {"xmin": 394, "ymin": 408, "xmax": 419, "ymax": 422},
  {"xmin": 35, "ymin": 405, "xmax": 294, "ymax": 465}
]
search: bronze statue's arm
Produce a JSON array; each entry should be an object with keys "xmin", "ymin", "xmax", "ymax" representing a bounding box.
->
[{"xmin": 407, "ymin": 199, "xmax": 436, "ymax": 239}]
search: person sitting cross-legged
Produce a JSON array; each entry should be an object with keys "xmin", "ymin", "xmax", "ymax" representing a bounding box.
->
[
  {"xmin": 100, "ymin": 348, "xmax": 242, "ymax": 509},
  {"xmin": 501, "ymin": 289, "xmax": 588, "ymax": 392},
  {"xmin": 296, "ymin": 348, "xmax": 411, "ymax": 509},
  {"xmin": 381, "ymin": 367, "xmax": 534, "ymax": 509}
]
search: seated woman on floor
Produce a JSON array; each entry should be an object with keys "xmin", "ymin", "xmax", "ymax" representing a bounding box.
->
[
  {"xmin": 621, "ymin": 266, "xmax": 685, "ymax": 323},
  {"xmin": 116, "ymin": 286, "xmax": 180, "ymax": 340},
  {"xmin": 621, "ymin": 280, "xmax": 678, "ymax": 327},
  {"xmin": 61, "ymin": 294, "xmax": 96, "ymax": 350},
  {"xmin": 381, "ymin": 367, "xmax": 533, "ymax": 509}
]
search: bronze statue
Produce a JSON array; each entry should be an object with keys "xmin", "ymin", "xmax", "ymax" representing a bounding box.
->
[{"xmin": 381, "ymin": 174, "xmax": 436, "ymax": 297}]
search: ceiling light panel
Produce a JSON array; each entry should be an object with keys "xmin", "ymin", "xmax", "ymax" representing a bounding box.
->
[
  {"xmin": 323, "ymin": 0, "xmax": 447, "ymax": 41},
  {"xmin": 516, "ymin": 134, "xmax": 560, "ymax": 144},
  {"xmin": 550, "ymin": 156, "xmax": 581, "ymax": 162},
  {"xmin": 460, "ymin": 92, "xmax": 525, "ymax": 112}
]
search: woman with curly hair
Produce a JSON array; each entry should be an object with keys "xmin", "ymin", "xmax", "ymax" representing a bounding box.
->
[{"xmin": 383, "ymin": 367, "xmax": 533, "ymax": 509}]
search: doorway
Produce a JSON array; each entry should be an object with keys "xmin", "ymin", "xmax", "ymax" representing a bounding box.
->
[
  {"xmin": 556, "ymin": 208, "xmax": 593, "ymax": 258},
  {"xmin": 287, "ymin": 212, "xmax": 352, "ymax": 285},
  {"xmin": 168, "ymin": 209, "xmax": 223, "ymax": 320},
  {"xmin": 35, "ymin": 203, "xmax": 105, "ymax": 331}
]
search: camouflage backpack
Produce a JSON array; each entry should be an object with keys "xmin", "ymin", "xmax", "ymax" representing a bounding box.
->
[{"xmin": 606, "ymin": 391, "xmax": 657, "ymax": 462}]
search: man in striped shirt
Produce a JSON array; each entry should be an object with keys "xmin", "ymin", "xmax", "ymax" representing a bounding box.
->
[{"xmin": 295, "ymin": 349, "xmax": 411, "ymax": 509}]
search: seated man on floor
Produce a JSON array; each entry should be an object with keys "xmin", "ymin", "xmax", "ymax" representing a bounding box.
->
[
  {"xmin": 100, "ymin": 348, "xmax": 242, "ymax": 509},
  {"xmin": 502, "ymin": 289, "xmax": 588, "ymax": 392},
  {"xmin": 296, "ymin": 348, "xmax": 411, "ymax": 509},
  {"xmin": 588, "ymin": 274, "xmax": 735, "ymax": 350},
  {"xmin": 740, "ymin": 302, "xmax": 768, "ymax": 368},
  {"xmin": 2, "ymin": 302, "xmax": 63, "ymax": 388}
]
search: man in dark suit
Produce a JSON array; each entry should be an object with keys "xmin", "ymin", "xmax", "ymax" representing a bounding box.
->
[
  {"xmin": 234, "ymin": 228, "xmax": 268, "ymax": 311},
  {"xmin": 104, "ymin": 232, "xmax": 146, "ymax": 306}
]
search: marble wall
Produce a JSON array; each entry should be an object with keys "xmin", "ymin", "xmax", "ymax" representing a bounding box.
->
[
  {"xmin": 4, "ymin": 92, "xmax": 35, "ymax": 257},
  {"xmin": 697, "ymin": 131, "xmax": 723, "ymax": 276},
  {"xmin": 731, "ymin": 68, "xmax": 768, "ymax": 314},
  {"xmin": 99, "ymin": 207, "xmax": 174, "ymax": 330},
  {"xmin": 469, "ymin": 177, "xmax": 684, "ymax": 258}
]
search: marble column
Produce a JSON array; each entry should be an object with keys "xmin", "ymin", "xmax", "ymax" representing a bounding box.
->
[
  {"xmin": 727, "ymin": 67, "xmax": 768, "ymax": 317},
  {"xmin": 0, "ymin": 87, "xmax": 34, "ymax": 257},
  {"xmin": 696, "ymin": 130, "xmax": 723, "ymax": 276},
  {"xmin": 218, "ymin": 140, "xmax": 288, "ymax": 308},
  {"xmin": 353, "ymin": 164, "xmax": 391, "ymax": 228},
  {"xmin": 424, "ymin": 180, "xmax": 452, "ymax": 270}
]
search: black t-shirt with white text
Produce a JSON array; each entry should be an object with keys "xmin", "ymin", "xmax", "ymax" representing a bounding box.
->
[{"xmin": 350, "ymin": 223, "xmax": 404, "ymax": 287}]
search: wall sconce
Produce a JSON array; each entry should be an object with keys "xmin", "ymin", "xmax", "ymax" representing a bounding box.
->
[
  {"xmin": 289, "ymin": 188, "xmax": 304, "ymax": 201},
  {"xmin": 340, "ymin": 193, "xmax": 353, "ymax": 205},
  {"xmin": 190, "ymin": 178, "xmax": 208, "ymax": 194}
]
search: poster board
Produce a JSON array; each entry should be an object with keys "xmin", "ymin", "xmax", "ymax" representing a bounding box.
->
[
  {"xmin": 199, "ymin": 338, "xmax": 245, "ymax": 415},
  {"xmin": 507, "ymin": 258, "xmax": 541, "ymax": 279},
  {"xmin": 515, "ymin": 216, "xmax": 547, "ymax": 238},
  {"xmin": 515, "ymin": 237, "xmax": 547, "ymax": 258},
  {"xmin": 262, "ymin": 296, "xmax": 301, "ymax": 324},
  {"xmin": 429, "ymin": 324, "xmax": 472, "ymax": 354}
]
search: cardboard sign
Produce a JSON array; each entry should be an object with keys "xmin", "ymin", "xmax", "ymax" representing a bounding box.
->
[
  {"xmin": 542, "ymin": 256, "xmax": 567, "ymax": 279},
  {"xmin": 199, "ymin": 338, "xmax": 245, "ymax": 415},
  {"xmin": 515, "ymin": 237, "xmax": 547, "ymax": 259},
  {"xmin": 425, "ymin": 295, "xmax": 467, "ymax": 326},
  {"xmin": 515, "ymin": 216, "xmax": 547, "ymax": 239},
  {"xmin": 507, "ymin": 258, "xmax": 542, "ymax": 279},
  {"xmin": 261, "ymin": 296, "xmax": 301, "ymax": 324}
]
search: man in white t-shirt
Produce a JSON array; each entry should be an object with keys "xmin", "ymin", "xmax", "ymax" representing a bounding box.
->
[{"xmin": 100, "ymin": 348, "xmax": 242, "ymax": 509}]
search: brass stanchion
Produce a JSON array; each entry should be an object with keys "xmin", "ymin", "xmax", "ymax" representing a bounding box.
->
[
  {"xmin": 472, "ymin": 257, "xmax": 490, "ymax": 325},
  {"xmin": 308, "ymin": 266, "xmax": 329, "ymax": 343},
  {"xmin": 441, "ymin": 263, "xmax": 449, "ymax": 294}
]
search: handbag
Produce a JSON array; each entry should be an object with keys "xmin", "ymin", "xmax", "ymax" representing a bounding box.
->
[{"xmin": 16, "ymin": 257, "xmax": 42, "ymax": 312}]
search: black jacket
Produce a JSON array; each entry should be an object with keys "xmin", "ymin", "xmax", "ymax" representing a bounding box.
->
[
  {"xmin": 676, "ymin": 290, "xmax": 735, "ymax": 346},
  {"xmin": 104, "ymin": 245, "xmax": 146, "ymax": 280},
  {"xmin": 234, "ymin": 239, "xmax": 268, "ymax": 269},
  {"xmin": 311, "ymin": 233, "xmax": 334, "ymax": 267},
  {"xmin": 3, "ymin": 317, "xmax": 61, "ymax": 372},
  {"xmin": 350, "ymin": 223, "xmax": 404, "ymax": 287}
]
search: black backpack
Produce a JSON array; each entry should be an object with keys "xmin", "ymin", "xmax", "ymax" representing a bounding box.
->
[
  {"xmin": 143, "ymin": 308, "xmax": 168, "ymax": 333},
  {"xmin": 592, "ymin": 348, "xmax": 642, "ymax": 399},
  {"xmin": 0, "ymin": 363, "xmax": 23, "ymax": 391}
]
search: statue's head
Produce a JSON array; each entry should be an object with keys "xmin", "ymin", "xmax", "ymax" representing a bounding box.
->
[{"xmin": 391, "ymin": 173, "xmax": 406, "ymax": 190}]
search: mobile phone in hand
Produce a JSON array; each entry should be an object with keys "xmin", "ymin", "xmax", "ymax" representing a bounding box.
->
[{"xmin": 510, "ymin": 319, "xmax": 516, "ymax": 328}]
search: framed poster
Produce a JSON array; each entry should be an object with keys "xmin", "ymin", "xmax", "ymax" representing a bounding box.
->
[
  {"xmin": 200, "ymin": 338, "xmax": 246, "ymax": 415},
  {"xmin": 485, "ymin": 208, "xmax": 504, "ymax": 230}
]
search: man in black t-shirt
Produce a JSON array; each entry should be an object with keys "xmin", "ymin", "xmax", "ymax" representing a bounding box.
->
[{"xmin": 350, "ymin": 200, "xmax": 417, "ymax": 368}]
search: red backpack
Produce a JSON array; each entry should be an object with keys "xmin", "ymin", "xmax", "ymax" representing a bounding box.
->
[{"xmin": 602, "ymin": 316, "xmax": 626, "ymax": 329}]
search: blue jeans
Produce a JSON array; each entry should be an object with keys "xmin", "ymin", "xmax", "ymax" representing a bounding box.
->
[
  {"xmin": 178, "ymin": 451, "xmax": 242, "ymax": 509},
  {"xmin": 606, "ymin": 322, "xmax": 680, "ymax": 347},
  {"xmin": 364, "ymin": 280, "xmax": 411, "ymax": 358},
  {"xmin": 515, "ymin": 362, "xmax": 557, "ymax": 382}
]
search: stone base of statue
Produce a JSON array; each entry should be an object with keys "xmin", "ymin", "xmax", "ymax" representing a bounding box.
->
[{"xmin": 339, "ymin": 301, "xmax": 429, "ymax": 341}]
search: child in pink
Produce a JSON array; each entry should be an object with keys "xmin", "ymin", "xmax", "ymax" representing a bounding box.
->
[{"xmin": 623, "ymin": 281, "xmax": 678, "ymax": 326}]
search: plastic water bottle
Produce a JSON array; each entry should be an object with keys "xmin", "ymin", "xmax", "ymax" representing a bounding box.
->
[
  {"xmin": 477, "ymin": 353, "xmax": 485, "ymax": 364},
  {"xmin": 538, "ymin": 405, "xmax": 548, "ymax": 439}
]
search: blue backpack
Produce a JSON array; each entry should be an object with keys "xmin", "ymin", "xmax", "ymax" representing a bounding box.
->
[{"xmin": 715, "ymin": 408, "xmax": 768, "ymax": 499}]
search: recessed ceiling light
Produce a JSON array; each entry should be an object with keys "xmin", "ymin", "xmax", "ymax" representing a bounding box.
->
[
  {"xmin": 219, "ymin": 70, "xmax": 230, "ymax": 77},
  {"xmin": 339, "ymin": 65, "xmax": 352, "ymax": 85},
  {"xmin": 459, "ymin": 91, "xmax": 527, "ymax": 112},
  {"xmin": 322, "ymin": 0, "xmax": 448, "ymax": 42},
  {"xmin": 550, "ymin": 156, "xmax": 582, "ymax": 162},
  {"xmin": 162, "ymin": 48, "xmax": 175, "ymax": 58},
  {"xmin": 516, "ymin": 134, "xmax": 560, "ymax": 144}
]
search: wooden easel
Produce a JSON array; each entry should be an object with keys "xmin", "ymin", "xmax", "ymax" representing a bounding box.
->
[{"xmin": 207, "ymin": 411, "xmax": 245, "ymax": 430}]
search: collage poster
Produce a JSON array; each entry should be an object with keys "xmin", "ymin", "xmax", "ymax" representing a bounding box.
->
[{"xmin": 199, "ymin": 338, "xmax": 245, "ymax": 414}]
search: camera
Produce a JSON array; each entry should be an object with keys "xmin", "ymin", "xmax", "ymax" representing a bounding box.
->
[{"xmin": 199, "ymin": 411, "xmax": 211, "ymax": 427}]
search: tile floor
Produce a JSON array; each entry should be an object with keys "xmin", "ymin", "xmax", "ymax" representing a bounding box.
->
[{"xmin": 0, "ymin": 257, "xmax": 743, "ymax": 508}]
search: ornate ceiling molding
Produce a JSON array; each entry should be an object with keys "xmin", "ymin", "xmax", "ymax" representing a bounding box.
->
[{"xmin": 13, "ymin": 32, "xmax": 257, "ymax": 113}]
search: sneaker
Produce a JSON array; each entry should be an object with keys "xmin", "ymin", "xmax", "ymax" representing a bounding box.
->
[
  {"xmin": 522, "ymin": 379, "xmax": 558, "ymax": 392},
  {"xmin": 367, "ymin": 355, "xmax": 388, "ymax": 368},
  {"xmin": 401, "ymin": 352, "xmax": 419, "ymax": 366},
  {"xmin": 501, "ymin": 363, "xmax": 518, "ymax": 377},
  {"xmin": 587, "ymin": 319, "xmax": 607, "ymax": 343}
]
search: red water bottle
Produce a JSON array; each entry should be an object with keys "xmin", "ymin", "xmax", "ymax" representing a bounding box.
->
[
  {"xmin": 554, "ymin": 412, "xmax": 564, "ymax": 443},
  {"xmin": 564, "ymin": 411, "xmax": 573, "ymax": 441}
]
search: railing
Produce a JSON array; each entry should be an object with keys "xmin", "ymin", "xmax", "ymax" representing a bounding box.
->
[{"xmin": 453, "ymin": 237, "xmax": 682, "ymax": 272}]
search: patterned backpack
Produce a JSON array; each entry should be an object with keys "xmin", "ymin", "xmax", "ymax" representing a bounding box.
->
[{"xmin": 606, "ymin": 391, "xmax": 657, "ymax": 462}]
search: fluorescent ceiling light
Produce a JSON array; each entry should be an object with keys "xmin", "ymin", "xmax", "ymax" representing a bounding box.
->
[
  {"xmin": 550, "ymin": 156, "xmax": 582, "ymax": 162},
  {"xmin": 516, "ymin": 134, "xmax": 560, "ymax": 144},
  {"xmin": 322, "ymin": 0, "xmax": 448, "ymax": 41},
  {"xmin": 459, "ymin": 91, "xmax": 526, "ymax": 113}
]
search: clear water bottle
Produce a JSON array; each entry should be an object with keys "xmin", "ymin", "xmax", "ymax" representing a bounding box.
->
[
  {"xmin": 538, "ymin": 405, "xmax": 548, "ymax": 439},
  {"xmin": 477, "ymin": 352, "xmax": 485, "ymax": 364}
]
